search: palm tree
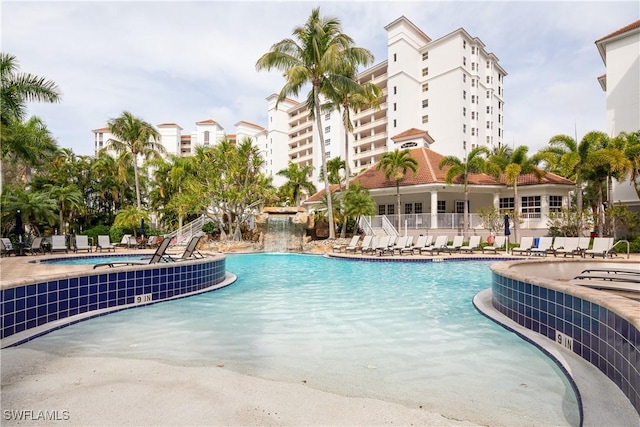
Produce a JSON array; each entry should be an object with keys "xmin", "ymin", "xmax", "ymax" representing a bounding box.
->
[
  {"xmin": 43, "ymin": 183, "xmax": 84, "ymax": 235},
  {"xmin": 616, "ymin": 130, "xmax": 640, "ymax": 199},
  {"xmin": 106, "ymin": 111, "xmax": 164, "ymax": 209},
  {"xmin": 485, "ymin": 145, "xmax": 544, "ymax": 242},
  {"xmin": 376, "ymin": 149, "xmax": 418, "ymax": 230},
  {"xmin": 342, "ymin": 181, "xmax": 376, "ymax": 232},
  {"xmin": 438, "ymin": 147, "xmax": 487, "ymax": 238},
  {"xmin": 113, "ymin": 206, "xmax": 149, "ymax": 238},
  {"xmin": 256, "ymin": 7, "xmax": 374, "ymax": 239},
  {"xmin": 276, "ymin": 162, "xmax": 317, "ymax": 207}
]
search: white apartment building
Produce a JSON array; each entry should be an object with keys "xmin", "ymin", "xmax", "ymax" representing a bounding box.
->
[
  {"xmin": 595, "ymin": 19, "xmax": 640, "ymax": 210},
  {"xmin": 266, "ymin": 16, "xmax": 506, "ymax": 188}
]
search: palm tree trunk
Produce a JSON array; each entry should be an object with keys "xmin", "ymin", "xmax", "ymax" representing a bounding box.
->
[
  {"xmin": 597, "ymin": 182, "xmax": 604, "ymax": 237},
  {"xmin": 513, "ymin": 182, "xmax": 519, "ymax": 243},
  {"xmin": 59, "ymin": 209, "xmax": 64, "ymax": 235},
  {"xmin": 396, "ymin": 181, "xmax": 401, "ymax": 231},
  {"xmin": 340, "ymin": 123, "xmax": 350, "ymax": 238},
  {"xmin": 314, "ymin": 86, "xmax": 335, "ymax": 239},
  {"xmin": 133, "ymin": 157, "xmax": 142, "ymax": 209},
  {"xmin": 576, "ymin": 178, "xmax": 583, "ymax": 236},
  {"xmin": 463, "ymin": 187, "xmax": 469, "ymax": 239}
]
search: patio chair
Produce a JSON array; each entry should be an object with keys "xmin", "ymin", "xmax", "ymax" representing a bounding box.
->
[
  {"xmin": 402, "ymin": 235, "xmax": 427, "ymax": 255},
  {"xmin": 27, "ymin": 237, "xmax": 44, "ymax": 255},
  {"xmin": 390, "ymin": 235, "xmax": 410, "ymax": 255},
  {"xmin": 584, "ymin": 237, "xmax": 615, "ymax": 258},
  {"xmin": 94, "ymin": 237, "xmax": 173, "ymax": 268},
  {"xmin": 419, "ymin": 235, "xmax": 448, "ymax": 255},
  {"xmin": 50, "ymin": 235, "xmax": 68, "ymax": 253},
  {"xmin": 550, "ymin": 236, "xmax": 565, "ymax": 256},
  {"xmin": 554, "ymin": 237, "xmax": 580, "ymax": 257},
  {"xmin": 118, "ymin": 234, "xmax": 132, "ymax": 248},
  {"xmin": 375, "ymin": 235, "xmax": 393, "ymax": 256},
  {"xmin": 73, "ymin": 235, "xmax": 92, "ymax": 253},
  {"xmin": 0, "ymin": 238, "xmax": 15, "ymax": 257},
  {"xmin": 334, "ymin": 236, "xmax": 359, "ymax": 253},
  {"xmin": 443, "ymin": 235, "xmax": 464, "ymax": 253},
  {"xmin": 511, "ymin": 236, "xmax": 534, "ymax": 256},
  {"xmin": 145, "ymin": 236, "xmax": 159, "ymax": 248},
  {"xmin": 167, "ymin": 235, "xmax": 205, "ymax": 260},
  {"xmin": 529, "ymin": 236, "xmax": 554, "ymax": 257},
  {"xmin": 398, "ymin": 236, "xmax": 416, "ymax": 255},
  {"xmin": 343, "ymin": 236, "xmax": 362, "ymax": 253},
  {"xmin": 97, "ymin": 235, "xmax": 116, "ymax": 252},
  {"xmin": 459, "ymin": 235, "xmax": 481, "ymax": 253},
  {"xmin": 482, "ymin": 235, "xmax": 506, "ymax": 254},
  {"xmin": 357, "ymin": 235, "xmax": 374, "ymax": 254},
  {"xmin": 576, "ymin": 237, "xmax": 592, "ymax": 257}
]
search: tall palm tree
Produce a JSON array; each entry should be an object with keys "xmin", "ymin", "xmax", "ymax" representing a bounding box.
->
[
  {"xmin": 438, "ymin": 147, "xmax": 487, "ymax": 238},
  {"xmin": 256, "ymin": 7, "xmax": 374, "ymax": 239},
  {"xmin": 276, "ymin": 162, "xmax": 317, "ymax": 207},
  {"xmin": 376, "ymin": 149, "xmax": 418, "ymax": 230},
  {"xmin": 615, "ymin": 130, "xmax": 640, "ymax": 199},
  {"xmin": 485, "ymin": 145, "xmax": 543, "ymax": 242},
  {"xmin": 342, "ymin": 181, "xmax": 376, "ymax": 232},
  {"xmin": 43, "ymin": 183, "xmax": 84, "ymax": 234},
  {"xmin": 106, "ymin": 111, "xmax": 164, "ymax": 209}
]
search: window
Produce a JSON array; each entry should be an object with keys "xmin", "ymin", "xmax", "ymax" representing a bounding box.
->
[
  {"xmin": 387, "ymin": 204, "xmax": 395, "ymax": 215},
  {"xmin": 378, "ymin": 205, "xmax": 386, "ymax": 215},
  {"xmin": 521, "ymin": 196, "xmax": 541, "ymax": 217},
  {"xmin": 404, "ymin": 203, "xmax": 413, "ymax": 214},
  {"xmin": 499, "ymin": 197, "xmax": 514, "ymax": 211},
  {"xmin": 471, "ymin": 111, "xmax": 475, "ymax": 120},
  {"xmin": 487, "ymin": 106, "xmax": 490, "ymax": 114},
  {"xmin": 463, "ymin": 57, "xmax": 466, "ymax": 66},
  {"xmin": 325, "ymin": 113, "xmax": 330, "ymax": 120},
  {"xmin": 462, "ymin": 107, "xmax": 466, "ymax": 116},
  {"xmin": 422, "ymin": 83, "xmax": 429, "ymax": 92},
  {"xmin": 486, "ymin": 60, "xmax": 490, "ymax": 69},
  {"xmin": 422, "ymin": 51, "xmax": 428, "ymax": 61},
  {"xmin": 325, "ymin": 151, "xmax": 331, "ymax": 158},
  {"xmin": 463, "ymin": 74, "xmax": 466, "ymax": 83},
  {"xmin": 393, "ymin": 86, "xmax": 397, "ymax": 95},
  {"xmin": 463, "ymin": 40, "xmax": 466, "ymax": 49},
  {"xmin": 455, "ymin": 200, "xmax": 468, "ymax": 214},
  {"xmin": 393, "ymin": 119, "xmax": 397, "ymax": 128},
  {"xmin": 471, "ymin": 95, "xmax": 475, "ymax": 104},
  {"xmin": 549, "ymin": 196, "xmax": 563, "ymax": 212},
  {"xmin": 414, "ymin": 202, "xmax": 423, "ymax": 214},
  {"xmin": 486, "ymin": 136, "xmax": 490, "ymax": 144},
  {"xmin": 463, "ymin": 124, "xmax": 467, "ymax": 133},
  {"xmin": 325, "ymin": 126, "xmax": 330, "ymax": 133},
  {"xmin": 325, "ymin": 138, "xmax": 331, "ymax": 145},
  {"xmin": 486, "ymin": 90, "xmax": 490, "ymax": 99},
  {"xmin": 472, "ymin": 79, "xmax": 475, "ymax": 87},
  {"xmin": 393, "ymin": 53, "xmax": 397, "ymax": 62},
  {"xmin": 422, "ymin": 115, "xmax": 429, "ymax": 124},
  {"xmin": 471, "ymin": 128, "xmax": 475, "ymax": 136},
  {"xmin": 486, "ymin": 121, "xmax": 490, "ymax": 129},
  {"xmin": 472, "ymin": 63, "xmax": 475, "ymax": 71},
  {"xmin": 422, "ymin": 67, "xmax": 429, "ymax": 76},
  {"xmin": 471, "ymin": 46, "xmax": 475, "ymax": 54},
  {"xmin": 498, "ymin": 128, "xmax": 501, "ymax": 137},
  {"xmin": 422, "ymin": 99, "xmax": 429, "ymax": 108},
  {"xmin": 486, "ymin": 76, "xmax": 490, "ymax": 84},
  {"xmin": 393, "ymin": 102, "xmax": 397, "ymax": 111},
  {"xmin": 437, "ymin": 201, "xmax": 446, "ymax": 213},
  {"xmin": 463, "ymin": 90, "xmax": 466, "ymax": 100},
  {"xmin": 204, "ymin": 131, "xmax": 210, "ymax": 145},
  {"xmin": 498, "ymin": 114, "xmax": 501, "ymax": 123}
]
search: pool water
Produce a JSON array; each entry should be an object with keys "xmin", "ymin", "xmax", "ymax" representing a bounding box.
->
[{"xmin": 22, "ymin": 253, "xmax": 579, "ymax": 426}]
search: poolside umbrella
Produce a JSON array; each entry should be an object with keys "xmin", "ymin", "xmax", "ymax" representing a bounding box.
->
[
  {"xmin": 139, "ymin": 218, "xmax": 145, "ymax": 238},
  {"xmin": 504, "ymin": 214, "xmax": 510, "ymax": 255},
  {"xmin": 15, "ymin": 210, "xmax": 24, "ymax": 243}
]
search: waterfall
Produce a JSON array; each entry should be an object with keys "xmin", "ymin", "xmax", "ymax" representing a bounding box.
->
[{"xmin": 263, "ymin": 215, "xmax": 303, "ymax": 252}]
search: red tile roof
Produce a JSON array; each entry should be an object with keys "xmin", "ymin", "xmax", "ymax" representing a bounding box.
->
[
  {"xmin": 596, "ymin": 19, "xmax": 640, "ymax": 43},
  {"xmin": 91, "ymin": 127, "xmax": 109, "ymax": 133},
  {"xmin": 196, "ymin": 119, "xmax": 218, "ymax": 125},
  {"xmin": 235, "ymin": 120, "xmax": 266, "ymax": 130},
  {"xmin": 304, "ymin": 146, "xmax": 573, "ymax": 202}
]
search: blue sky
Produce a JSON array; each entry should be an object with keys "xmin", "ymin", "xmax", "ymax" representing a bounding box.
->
[{"xmin": 2, "ymin": 1, "xmax": 638, "ymax": 156}]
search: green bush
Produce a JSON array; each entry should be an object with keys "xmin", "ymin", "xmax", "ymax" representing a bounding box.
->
[
  {"xmin": 109, "ymin": 225, "xmax": 127, "ymax": 244},
  {"xmin": 83, "ymin": 225, "xmax": 111, "ymax": 245}
]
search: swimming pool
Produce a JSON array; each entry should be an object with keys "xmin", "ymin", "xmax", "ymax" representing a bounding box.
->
[{"xmin": 19, "ymin": 253, "xmax": 579, "ymax": 425}]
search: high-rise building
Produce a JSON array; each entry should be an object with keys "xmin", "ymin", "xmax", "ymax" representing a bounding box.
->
[{"xmin": 266, "ymin": 16, "xmax": 507, "ymax": 188}]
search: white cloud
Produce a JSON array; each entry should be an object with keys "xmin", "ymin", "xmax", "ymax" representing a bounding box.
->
[{"xmin": 2, "ymin": 1, "xmax": 638, "ymax": 156}]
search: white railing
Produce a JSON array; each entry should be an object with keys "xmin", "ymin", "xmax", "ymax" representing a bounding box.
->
[
  {"xmin": 164, "ymin": 214, "xmax": 213, "ymax": 246},
  {"xmin": 381, "ymin": 215, "xmax": 399, "ymax": 237},
  {"xmin": 358, "ymin": 216, "xmax": 375, "ymax": 236}
]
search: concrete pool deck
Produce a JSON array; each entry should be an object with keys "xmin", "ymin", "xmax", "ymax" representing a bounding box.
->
[{"xmin": 1, "ymin": 248, "xmax": 639, "ymax": 425}]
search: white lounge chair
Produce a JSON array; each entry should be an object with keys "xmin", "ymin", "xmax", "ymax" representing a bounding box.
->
[
  {"xmin": 511, "ymin": 236, "xmax": 534, "ymax": 256},
  {"xmin": 375, "ymin": 236, "xmax": 393, "ymax": 256},
  {"xmin": 584, "ymin": 237, "xmax": 615, "ymax": 258},
  {"xmin": 50, "ymin": 235, "xmax": 68, "ymax": 253},
  {"xmin": 443, "ymin": 235, "xmax": 464, "ymax": 253},
  {"xmin": 73, "ymin": 235, "xmax": 92, "ymax": 253},
  {"xmin": 482, "ymin": 235, "xmax": 506, "ymax": 254},
  {"xmin": 529, "ymin": 236, "xmax": 554, "ymax": 257},
  {"xmin": 94, "ymin": 238, "xmax": 173, "ymax": 268},
  {"xmin": 460, "ymin": 235, "xmax": 481, "ymax": 253},
  {"xmin": 334, "ymin": 236, "xmax": 360, "ymax": 253},
  {"xmin": 554, "ymin": 237, "xmax": 580, "ymax": 257},
  {"xmin": 390, "ymin": 236, "xmax": 410, "ymax": 255},
  {"xmin": 357, "ymin": 235, "xmax": 374, "ymax": 254},
  {"xmin": 342, "ymin": 236, "xmax": 362, "ymax": 253},
  {"xmin": 97, "ymin": 235, "xmax": 116, "ymax": 252},
  {"xmin": 0, "ymin": 238, "xmax": 15, "ymax": 257},
  {"xmin": 420, "ymin": 235, "xmax": 448, "ymax": 255},
  {"xmin": 403, "ymin": 235, "xmax": 427, "ymax": 255}
]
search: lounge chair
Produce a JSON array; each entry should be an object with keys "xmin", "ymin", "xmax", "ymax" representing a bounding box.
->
[
  {"xmin": 572, "ymin": 268, "xmax": 640, "ymax": 292},
  {"xmin": 73, "ymin": 235, "xmax": 92, "ymax": 253},
  {"xmin": 398, "ymin": 236, "xmax": 416, "ymax": 255},
  {"xmin": 334, "ymin": 236, "xmax": 359, "ymax": 253},
  {"xmin": 554, "ymin": 237, "xmax": 577, "ymax": 257},
  {"xmin": 344, "ymin": 236, "xmax": 363, "ymax": 253},
  {"xmin": 511, "ymin": 236, "xmax": 534, "ymax": 256},
  {"xmin": 118, "ymin": 234, "xmax": 131, "ymax": 248},
  {"xmin": 97, "ymin": 235, "xmax": 116, "ymax": 252},
  {"xmin": 390, "ymin": 236, "xmax": 410, "ymax": 255},
  {"xmin": 584, "ymin": 237, "xmax": 615, "ymax": 258},
  {"xmin": 357, "ymin": 235, "xmax": 374, "ymax": 254},
  {"xmin": 145, "ymin": 236, "xmax": 159, "ymax": 248},
  {"xmin": 27, "ymin": 237, "xmax": 44, "ymax": 255},
  {"xmin": 0, "ymin": 238, "xmax": 15, "ymax": 257},
  {"xmin": 375, "ymin": 236, "xmax": 393, "ymax": 256},
  {"xmin": 443, "ymin": 235, "xmax": 464, "ymax": 253},
  {"xmin": 529, "ymin": 236, "xmax": 554, "ymax": 257},
  {"xmin": 460, "ymin": 236, "xmax": 481, "ymax": 253},
  {"xmin": 579, "ymin": 268, "xmax": 640, "ymax": 276},
  {"xmin": 167, "ymin": 235, "xmax": 205, "ymax": 260},
  {"xmin": 482, "ymin": 235, "xmax": 506, "ymax": 254},
  {"xmin": 576, "ymin": 237, "xmax": 592, "ymax": 257},
  {"xmin": 50, "ymin": 235, "xmax": 68, "ymax": 253},
  {"xmin": 420, "ymin": 235, "xmax": 448, "ymax": 255},
  {"xmin": 402, "ymin": 235, "xmax": 427, "ymax": 255},
  {"xmin": 94, "ymin": 237, "xmax": 173, "ymax": 268}
]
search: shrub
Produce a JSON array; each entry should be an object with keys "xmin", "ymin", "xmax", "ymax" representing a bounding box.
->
[{"xmin": 83, "ymin": 225, "xmax": 111, "ymax": 245}]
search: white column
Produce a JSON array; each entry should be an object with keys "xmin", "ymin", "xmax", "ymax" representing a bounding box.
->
[
  {"xmin": 493, "ymin": 192, "xmax": 500, "ymax": 209},
  {"xmin": 431, "ymin": 191, "xmax": 438, "ymax": 229}
]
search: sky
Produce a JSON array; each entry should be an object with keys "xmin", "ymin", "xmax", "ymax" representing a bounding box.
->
[{"xmin": 2, "ymin": 1, "xmax": 638, "ymax": 157}]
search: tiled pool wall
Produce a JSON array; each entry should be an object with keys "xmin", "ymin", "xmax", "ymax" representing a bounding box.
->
[
  {"xmin": 492, "ymin": 272, "xmax": 639, "ymax": 414},
  {"xmin": 1, "ymin": 257, "xmax": 228, "ymax": 345}
]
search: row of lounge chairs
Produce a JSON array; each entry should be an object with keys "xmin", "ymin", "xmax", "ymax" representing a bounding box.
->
[
  {"xmin": 0, "ymin": 234, "xmax": 167, "ymax": 256},
  {"xmin": 510, "ymin": 236, "xmax": 616, "ymax": 258},
  {"xmin": 333, "ymin": 234, "xmax": 489, "ymax": 256},
  {"xmin": 572, "ymin": 267, "xmax": 640, "ymax": 293},
  {"xmin": 93, "ymin": 235, "xmax": 205, "ymax": 268}
]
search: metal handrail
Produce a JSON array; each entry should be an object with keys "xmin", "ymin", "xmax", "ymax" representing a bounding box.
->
[{"xmin": 611, "ymin": 239, "xmax": 630, "ymax": 259}]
